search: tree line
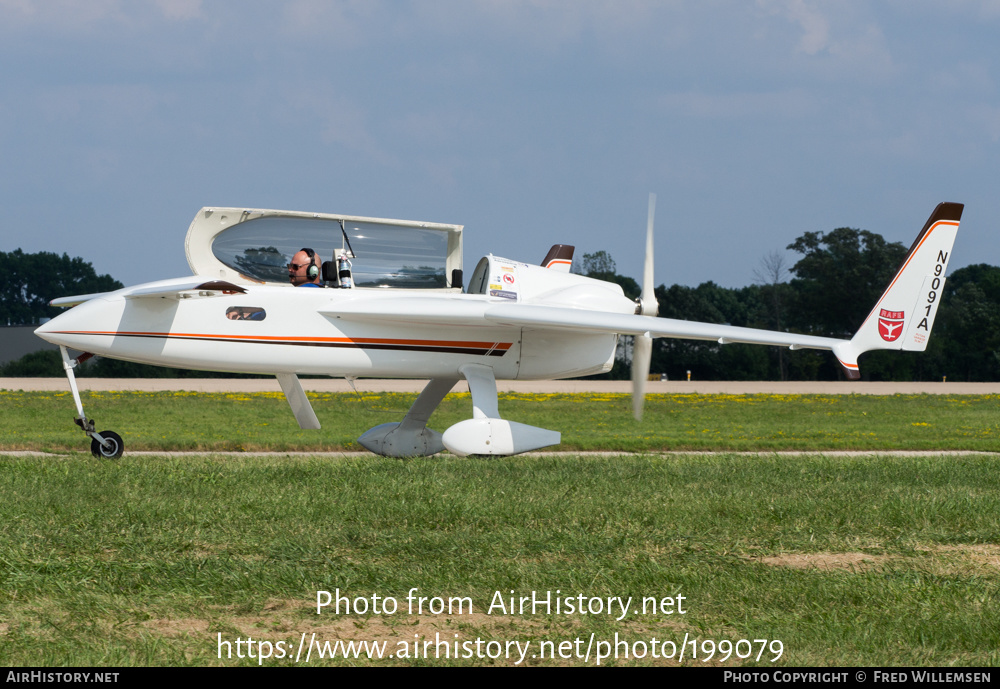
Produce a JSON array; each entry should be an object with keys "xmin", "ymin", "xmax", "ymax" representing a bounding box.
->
[
  {"xmin": 0, "ymin": 249, "xmax": 122, "ymax": 326},
  {"xmin": 3, "ymin": 227, "xmax": 999, "ymax": 380}
]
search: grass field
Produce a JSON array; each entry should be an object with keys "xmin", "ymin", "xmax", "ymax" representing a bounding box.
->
[
  {"xmin": 3, "ymin": 389, "xmax": 1000, "ymax": 452},
  {"xmin": 1, "ymin": 391, "xmax": 999, "ymax": 666}
]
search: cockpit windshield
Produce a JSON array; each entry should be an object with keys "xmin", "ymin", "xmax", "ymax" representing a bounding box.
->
[{"xmin": 186, "ymin": 207, "xmax": 463, "ymax": 289}]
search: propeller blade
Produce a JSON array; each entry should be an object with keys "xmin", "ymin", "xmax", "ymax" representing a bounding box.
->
[
  {"xmin": 632, "ymin": 193, "xmax": 657, "ymax": 420},
  {"xmin": 632, "ymin": 334, "xmax": 652, "ymax": 420},
  {"xmin": 643, "ymin": 193, "xmax": 656, "ymax": 312}
]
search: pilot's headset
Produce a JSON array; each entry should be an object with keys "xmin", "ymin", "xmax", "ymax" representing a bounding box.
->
[{"xmin": 301, "ymin": 248, "xmax": 320, "ymax": 280}]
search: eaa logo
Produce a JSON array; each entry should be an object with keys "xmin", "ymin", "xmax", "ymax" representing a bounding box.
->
[{"xmin": 878, "ymin": 309, "xmax": 905, "ymax": 342}]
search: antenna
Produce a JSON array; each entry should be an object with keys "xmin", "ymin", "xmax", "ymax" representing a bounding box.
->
[
  {"xmin": 337, "ymin": 219, "xmax": 356, "ymax": 289},
  {"xmin": 339, "ymin": 219, "xmax": 357, "ymax": 258}
]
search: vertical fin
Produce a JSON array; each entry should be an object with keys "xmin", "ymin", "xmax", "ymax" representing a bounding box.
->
[
  {"xmin": 832, "ymin": 202, "xmax": 962, "ymax": 376},
  {"xmin": 541, "ymin": 244, "xmax": 575, "ymax": 272}
]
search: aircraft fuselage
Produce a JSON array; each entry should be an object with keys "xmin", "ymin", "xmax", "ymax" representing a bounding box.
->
[{"xmin": 35, "ymin": 283, "xmax": 619, "ymax": 380}]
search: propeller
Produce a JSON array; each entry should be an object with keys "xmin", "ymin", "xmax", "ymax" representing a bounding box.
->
[{"xmin": 632, "ymin": 193, "xmax": 658, "ymax": 420}]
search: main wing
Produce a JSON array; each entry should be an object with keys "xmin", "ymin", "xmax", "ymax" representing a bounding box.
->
[
  {"xmin": 484, "ymin": 303, "xmax": 846, "ymax": 350},
  {"xmin": 483, "ymin": 304, "xmax": 859, "ymax": 374},
  {"xmin": 321, "ymin": 296, "xmax": 851, "ymax": 362}
]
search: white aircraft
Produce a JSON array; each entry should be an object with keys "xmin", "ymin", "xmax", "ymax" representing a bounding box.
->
[{"xmin": 35, "ymin": 198, "xmax": 962, "ymax": 459}]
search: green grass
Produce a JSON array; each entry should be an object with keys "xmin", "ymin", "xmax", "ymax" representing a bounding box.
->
[
  {"xmin": 2, "ymin": 389, "xmax": 1000, "ymax": 452},
  {"xmin": 2, "ymin": 454, "xmax": 999, "ymax": 666},
  {"xmin": 1, "ymin": 391, "xmax": 999, "ymax": 666}
]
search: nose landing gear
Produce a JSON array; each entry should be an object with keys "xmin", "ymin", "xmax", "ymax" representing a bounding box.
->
[
  {"xmin": 90, "ymin": 430, "xmax": 124, "ymax": 459},
  {"xmin": 60, "ymin": 346, "xmax": 125, "ymax": 459}
]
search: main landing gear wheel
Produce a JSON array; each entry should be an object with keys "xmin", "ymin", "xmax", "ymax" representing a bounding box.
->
[{"xmin": 91, "ymin": 431, "xmax": 124, "ymax": 459}]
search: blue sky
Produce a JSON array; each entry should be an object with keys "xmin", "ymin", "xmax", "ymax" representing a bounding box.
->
[{"xmin": 2, "ymin": 1, "xmax": 998, "ymax": 290}]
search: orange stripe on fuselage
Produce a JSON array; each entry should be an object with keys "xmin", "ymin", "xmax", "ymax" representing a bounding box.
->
[
  {"xmin": 53, "ymin": 331, "xmax": 507, "ymax": 347},
  {"xmin": 48, "ymin": 330, "xmax": 513, "ymax": 354}
]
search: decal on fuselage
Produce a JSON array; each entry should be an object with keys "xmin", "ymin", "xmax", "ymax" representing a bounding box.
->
[{"xmin": 489, "ymin": 259, "xmax": 520, "ymax": 301}]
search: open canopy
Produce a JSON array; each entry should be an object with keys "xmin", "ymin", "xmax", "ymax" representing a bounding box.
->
[{"xmin": 185, "ymin": 207, "xmax": 463, "ymax": 289}]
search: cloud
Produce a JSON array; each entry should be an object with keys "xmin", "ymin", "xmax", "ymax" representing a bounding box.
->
[
  {"xmin": 756, "ymin": 0, "xmax": 894, "ymax": 79},
  {"xmin": 918, "ymin": 0, "xmax": 1000, "ymax": 19},
  {"xmin": 0, "ymin": 0, "xmax": 202, "ymax": 29},
  {"xmin": 23, "ymin": 82, "xmax": 168, "ymax": 131},
  {"xmin": 972, "ymin": 105, "xmax": 1000, "ymax": 143},
  {"xmin": 453, "ymin": 0, "xmax": 662, "ymax": 46},
  {"xmin": 928, "ymin": 63, "xmax": 995, "ymax": 95},
  {"xmin": 277, "ymin": 0, "xmax": 385, "ymax": 45},
  {"xmin": 768, "ymin": 0, "xmax": 831, "ymax": 55},
  {"xmin": 269, "ymin": 84, "xmax": 397, "ymax": 166},
  {"xmin": 658, "ymin": 89, "xmax": 820, "ymax": 120},
  {"xmin": 0, "ymin": 0, "xmax": 122, "ymax": 28},
  {"xmin": 153, "ymin": 0, "xmax": 202, "ymax": 21},
  {"xmin": 271, "ymin": 0, "xmax": 677, "ymax": 55}
]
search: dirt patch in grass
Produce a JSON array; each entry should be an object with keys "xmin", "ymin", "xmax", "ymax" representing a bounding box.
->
[
  {"xmin": 753, "ymin": 552, "xmax": 891, "ymax": 572},
  {"xmin": 753, "ymin": 545, "xmax": 1000, "ymax": 576},
  {"xmin": 925, "ymin": 544, "xmax": 1000, "ymax": 572}
]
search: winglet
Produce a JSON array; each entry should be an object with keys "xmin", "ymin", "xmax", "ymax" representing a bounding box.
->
[
  {"xmin": 835, "ymin": 202, "xmax": 962, "ymax": 375},
  {"xmin": 831, "ymin": 342, "xmax": 863, "ymax": 380},
  {"xmin": 541, "ymin": 245, "xmax": 574, "ymax": 272}
]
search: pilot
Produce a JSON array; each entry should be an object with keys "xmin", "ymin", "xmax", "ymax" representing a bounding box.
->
[
  {"xmin": 227, "ymin": 307, "xmax": 265, "ymax": 321},
  {"xmin": 288, "ymin": 248, "xmax": 323, "ymax": 287}
]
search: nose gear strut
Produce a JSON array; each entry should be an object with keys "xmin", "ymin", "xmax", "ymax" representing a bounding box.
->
[{"xmin": 60, "ymin": 346, "xmax": 124, "ymax": 459}]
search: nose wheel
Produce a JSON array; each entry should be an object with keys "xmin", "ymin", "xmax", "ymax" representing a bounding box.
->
[{"xmin": 90, "ymin": 430, "xmax": 124, "ymax": 459}]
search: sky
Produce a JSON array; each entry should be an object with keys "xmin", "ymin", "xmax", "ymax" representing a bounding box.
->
[{"xmin": 1, "ymin": 0, "xmax": 999, "ymax": 291}]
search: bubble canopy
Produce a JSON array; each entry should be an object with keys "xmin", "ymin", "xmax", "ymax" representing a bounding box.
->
[{"xmin": 185, "ymin": 208, "xmax": 463, "ymax": 289}]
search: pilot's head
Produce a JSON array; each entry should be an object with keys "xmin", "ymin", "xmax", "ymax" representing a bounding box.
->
[{"xmin": 288, "ymin": 248, "xmax": 321, "ymax": 287}]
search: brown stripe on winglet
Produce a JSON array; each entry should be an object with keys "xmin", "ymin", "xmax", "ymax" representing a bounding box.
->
[
  {"xmin": 541, "ymin": 244, "xmax": 575, "ymax": 268},
  {"xmin": 838, "ymin": 361, "xmax": 861, "ymax": 381},
  {"xmin": 196, "ymin": 280, "xmax": 248, "ymax": 294},
  {"xmin": 935, "ymin": 201, "xmax": 964, "ymax": 222},
  {"xmin": 903, "ymin": 202, "xmax": 964, "ymax": 256}
]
